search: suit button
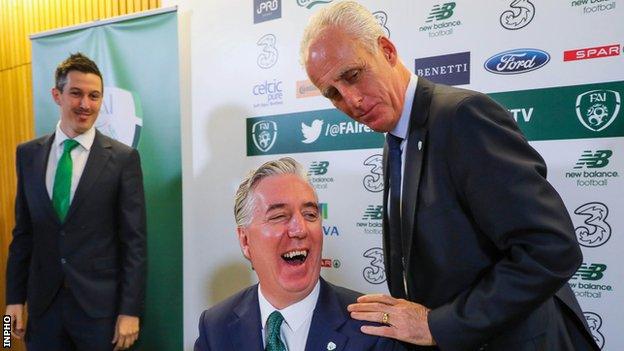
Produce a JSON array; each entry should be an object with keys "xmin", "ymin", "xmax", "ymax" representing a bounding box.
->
[{"xmin": 61, "ymin": 258, "xmax": 66, "ymax": 264}]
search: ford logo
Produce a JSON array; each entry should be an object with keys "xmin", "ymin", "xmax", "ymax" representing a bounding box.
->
[{"xmin": 484, "ymin": 49, "xmax": 550, "ymax": 75}]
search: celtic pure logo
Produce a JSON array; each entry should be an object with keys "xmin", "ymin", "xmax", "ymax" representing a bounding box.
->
[
  {"xmin": 574, "ymin": 150, "xmax": 612, "ymax": 169},
  {"xmin": 584, "ymin": 312, "xmax": 605, "ymax": 349},
  {"xmin": 574, "ymin": 202, "xmax": 611, "ymax": 247},
  {"xmin": 500, "ymin": 0, "xmax": 535, "ymax": 30},
  {"xmin": 363, "ymin": 154, "xmax": 383, "ymax": 192},
  {"xmin": 301, "ymin": 119, "xmax": 324, "ymax": 144},
  {"xmin": 296, "ymin": 0, "xmax": 333, "ymax": 9},
  {"xmin": 575, "ymin": 90, "xmax": 621, "ymax": 132},
  {"xmin": 256, "ymin": 34, "xmax": 278, "ymax": 69},
  {"xmin": 362, "ymin": 247, "xmax": 386, "ymax": 284},
  {"xmin": 251, "ymin": 120, "xmax": 278, "ymax": 152},
  {"xmin": 426, "ymin": 2, "xmax": 456, "ymax": 22},
  {"xmin": 373, "ymin": 11, "xmax": 390, "ymax": 37}
]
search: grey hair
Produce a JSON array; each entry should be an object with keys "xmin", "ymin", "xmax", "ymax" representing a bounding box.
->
[
  {"xmin": 300, "ymin": 1, "xmax": 385, "ymax": 67},
  {"xmin": 234, "ymin": 157, "xmax": 312, "ymax": 227}
]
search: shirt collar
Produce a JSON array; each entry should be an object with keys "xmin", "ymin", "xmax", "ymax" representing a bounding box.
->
[
  {"xmin": 258, "ymin": 279, "xmax": 321, "ymax": 333},
  {"xmin": 389, "ymin": 73, "xmax": 418, "ymax": 140},
  {"xmin": 54, "ymin": 121, "xmax": 96, "ymax": 151}
]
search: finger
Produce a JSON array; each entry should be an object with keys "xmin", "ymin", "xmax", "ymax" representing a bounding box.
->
[
  {"xmin": 112, "ymin": 327, "xmax": 119, "ymax": 344},
  {"xmin": 360, "ymin": 325, "xmax": 396, "ymax": 338},
  {"xmin": 348, "ymin": 301, "xmax": 391, "ymax": 312},
  {"xmin": 122, "ymin": 335, "xmax": 132, "ymax": 350},
  {"xmin": 356, "ymin": 294, "xmax": 398, "ymax": 305},
  {"xmin": 350, "ymin": 311, "xmax": 388, "ymax": 324}
]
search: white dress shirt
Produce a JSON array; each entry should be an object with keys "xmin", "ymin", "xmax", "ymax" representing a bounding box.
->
[
  {"xmin": 258, "ymin": 280, "xmax": 321, "ymax": 351},
  {"xmin": 45, "ymin": 122, "xmax": 96, "ymax": 202}
]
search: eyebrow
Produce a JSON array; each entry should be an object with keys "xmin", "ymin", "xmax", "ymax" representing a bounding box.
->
[{"xmin": 265, "ymin": 202, "xmax": 318, "ymax": 213}]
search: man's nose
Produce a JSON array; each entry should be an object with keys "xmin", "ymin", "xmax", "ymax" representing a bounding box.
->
[
  {"xmin": 340, "ymin": 86, "xmax": 363, "ymax": 110},
  {"xmin": 287, "ymin": 213, "xmax": 307, "ymax": 238},
  {"xmin": 79, "ymin": 96, "xmax": 90, "ymax": 109}
]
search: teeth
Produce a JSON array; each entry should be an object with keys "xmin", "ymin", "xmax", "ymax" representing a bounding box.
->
[{"xmin": 283, "ymin": 250, "xmax": 308, "ymax": 258}]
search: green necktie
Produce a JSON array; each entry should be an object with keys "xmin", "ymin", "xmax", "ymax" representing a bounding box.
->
[
  {"xmin": 52, "ymin": 139, "xmax": 80, "ymax": 221},
  {"xmin": 265, "ymin": 311, "xmax": 286, "ymax": 351}
]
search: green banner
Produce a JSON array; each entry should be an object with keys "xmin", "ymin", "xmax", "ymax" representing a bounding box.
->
[
  {"xmin": 247, "ymin": 109, "xmax": 384, "ymax": 155},
  {"xmin": 248, "ymin": 81, "xmax": 624, "ymax": 156},
  {"xmin": 31, "ymin": 9, "xmax": 181, "ymax": 350}
]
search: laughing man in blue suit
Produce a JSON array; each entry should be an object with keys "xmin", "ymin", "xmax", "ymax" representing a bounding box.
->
[{"xmin": 194, "ymin": 158, "xmax": 405, "ymax": 351}]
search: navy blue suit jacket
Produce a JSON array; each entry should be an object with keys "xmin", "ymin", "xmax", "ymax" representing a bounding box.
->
[{"xmin": 194, "ymin": 278, "xmax": 406, "ymax": 351}]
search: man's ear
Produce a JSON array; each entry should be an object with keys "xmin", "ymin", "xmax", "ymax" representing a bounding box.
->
[
  {"xmin": 378, "ymin": 36, "xmax": 398, "ymax": 65},
  {"xmin": 237, "ymin": 226, "xmax": 251, "ymax": 260},
  {"xmin": 51, "ymin": 87, "xmax": 62, "ymax": 106}
]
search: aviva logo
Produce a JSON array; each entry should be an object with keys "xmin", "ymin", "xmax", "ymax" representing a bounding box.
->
[
  {"xmin": 574, "ymin": 150, "xmax": 612, "ymax": 169},
  {"xmin": 319, "ymin": 203, "xmax": 328, "ymax": 219},
  {"xmin": 572, "ymin": 263, "xmax": 607, "ymax": 281}
]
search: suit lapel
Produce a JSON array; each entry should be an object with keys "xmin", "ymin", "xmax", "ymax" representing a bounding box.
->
[
  {"xmin": 228, "ymin": 286, "xmax": 264, "ymax": 350},
  {"xmin": 32, "ymin": 134, "xmax": 61, "ymax": 225},
  {"xmin": 401, "ymin": 78, "xmax": 434, "ymax": 271},
  {"xmin": 64, "ymin": 130, "xmax": 112, "ymax": 223},
  {"xmin": 304, "ymin": 279, "xmax": 348, "ymax": 351}
]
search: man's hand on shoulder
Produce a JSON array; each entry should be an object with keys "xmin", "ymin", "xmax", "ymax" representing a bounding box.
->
[
  {"xmin": 348, "ymin": 294, "xmax": 435, "ymax": 346},
  {"xmin": 5, "ymin": 304, "xmax": 25, "ymax": 339},
  {"xmin": 112, "ymin": 314, "xmax": 140, "ymax": 350}
]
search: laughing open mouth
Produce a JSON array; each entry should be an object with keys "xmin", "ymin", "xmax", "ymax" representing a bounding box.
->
[{"xmin": 281, "ymin": 250, "xmax": 308, "ymax": 265}]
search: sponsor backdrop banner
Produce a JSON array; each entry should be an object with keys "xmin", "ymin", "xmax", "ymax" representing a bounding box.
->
[
  {"xmin": 176, "ymin": 0, "xmax": 623, "ymax": 349},
  {"xmin": 31, "ymin": 9, "xmax": 182, "ymax": 350}
]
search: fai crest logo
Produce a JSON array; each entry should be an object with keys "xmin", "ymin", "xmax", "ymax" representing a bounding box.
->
[
  {"xmin": 257, "ymin": 34, "xmax": 278, "ymax": 69},
  {"xmin": 363, "ymin": 154, "xmax": 384, "ymax": 192},
  {"xmin": 584, "ymin": 312, "xmax": 605, "ymax": 349},
  {"xmin": 373, "ymin": 11, "xmax": 390, "ymax": 37},
  {"xmin": 251, "ymin": 120, "xmax": 278, "ymax": 152},
  {"xmin": 574, "ymin": 202, "xmax": 611, "ymax": 247},
  {"xmin": 97, "ymin": 86, "xmax": 143, "ymax": 148},
  {"xmin": 362, "ymin": 247, "xmax": 386, "ymax": 284},
  {"xmin": 301, "ymin": 119, "xmax": 323, "ymax": 144},
  {"xmin": 575, "ymin": 90, "xmax": 620, "ymax": 132},
  {"xmin": 500, "ymin": 0, "xmax": 535, "ymax": 30}
]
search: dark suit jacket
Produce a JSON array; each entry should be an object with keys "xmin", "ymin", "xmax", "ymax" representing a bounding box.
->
[
  {"xmin": 194, "ymin": 278, "xmax": 406, "ymax": 351},
  {"xmin": 382, "ymin": 78, "xmax": 599, "ymax": 350},
  {"xmin": 6, "ymin": 130, "xmax": 147, "ymax": 318}
]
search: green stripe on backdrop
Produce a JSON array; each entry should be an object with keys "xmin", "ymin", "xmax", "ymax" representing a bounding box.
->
[{"xmin": 31, "ymin": 10, "xmax": 182, "ymax": 350}]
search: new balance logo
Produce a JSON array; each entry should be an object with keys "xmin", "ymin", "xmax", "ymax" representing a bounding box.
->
[
  {"xmin": 574, "ymin": 150, "xmax": 612, "ymax": 169},
  {"xmin": 426, "ymin": 2, "xmax": 456, "ymax": 22},
  {"xmin": 308, "ymin": 161, "xmax": 329, "ymax": 175},
  {"xmin": 572, "ymin": 263, "xmax": 607, "ymax": 281},
  {"xmin": 362, "ymin": 205, "xmax": 383, "ymax": 221}
]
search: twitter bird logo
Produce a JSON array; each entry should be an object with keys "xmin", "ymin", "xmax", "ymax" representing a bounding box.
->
[{"xmin": 301, "ymin": 119, "xmax": 324, "ymax": 144}]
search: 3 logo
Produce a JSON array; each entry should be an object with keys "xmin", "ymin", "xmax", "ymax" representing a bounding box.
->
[
  {"xmin": 484, "ymin": 49, "xmax": 549, "ymax": 74},
  {"xmin": 574, "ymin": 202, "xmax": 611, "ymax": 247},
  {"xmin": 363, "ymin": 154, "xmax": 384, "ymax": 193},
  {"xmin": 500, "ymin": 0, "xmax": 535, "ymax": 30},
  {"xmin": 362, "ymin": 247, "xmax": 386, "ymax": 284},
  {"xmin": 584, "ymin": 312, "xmax": 605, "ymax": 349},
  {"xmin": 575, "ymin": 90, "xmax": 621, "ymax": 132},
  {"xmin": 373, "ymin": 11, "xmax": 390, "ymax": 37},
  {"xmin": 251, "ymin": 120, "xmax": 278, "ymax": 152},
  {"xmin": 257, "ymin": 34, "xmax": 278, "ymax": 69}
]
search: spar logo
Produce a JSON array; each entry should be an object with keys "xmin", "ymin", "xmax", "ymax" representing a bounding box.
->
[
  {"xmin": 420, "ymin": 2, "xmax": 461, "ymax": 38},
  {"xmin": 500, "ymin": 0, "xmax": 535, "ymax": 30},
  {"xmin": 296, "ymin": 0, "xmax": 332, "ymax": 9},
  {"xmin": 321, "ymin": 258, "xmax": 341, "ymax": 269},
  {"xmin": 373, "ymin": 11, "xmax": 391, "ymax": 37},
  {"xmin": 362, "ymin": 247, "xmax": 386, "ymax": 284},
  {"xmin": 301, "ymin": 119, "xmax": 323, "ymax": 144},
  {"xmin": 584, "ymin": 312, "xmax": 605, "ymax": 349},
  {"xmin": 363, "ymin": 154, "xmax": 383, "ymax": 193},
  {"xmin": 484, "ymin": 49, "xmax": 550, "ymax": 74},
  {"xmin": 564, "ymin": 44, "xmax": 621, "ymax": 61},
  {"xmin": 251, "ymin": 120, "xmax": 278, "ymax": 152},
  {"xmin": 256, "ymin": 34, "xmax": 278, "ymax": 69},
  {"xmin": 575, "ymin": 90, "xmax": 620, "ymax": 132},
  {"xmin": 356, "ymin": 205, "xmax": 383, "ymax": 235},
  {"xmin": 254, "ymin": 0, "xmax": 281, "ymax": 23},
  {"xmin": 308, "ymin": 161, "xmax": 334, "ymax": 190},
  {"xmin": 574, "ymin": 202, "xmax": 611, "ymax": 247},
  {"xmin": 97, "ymin": 86, "xmax": 143, "ymax": 148}
]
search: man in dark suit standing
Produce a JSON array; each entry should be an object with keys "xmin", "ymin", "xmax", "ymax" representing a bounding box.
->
[
  {"xmin": 194, "ymin": 157, "xmax": 404, "ymax": 351},
  {"xmin": 5, "ymin": 53, "xmax": 146, "ymax": 350},
  {"xmin": 301, "ymin": 2, "xmax": 599, "ymax": 350}
]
